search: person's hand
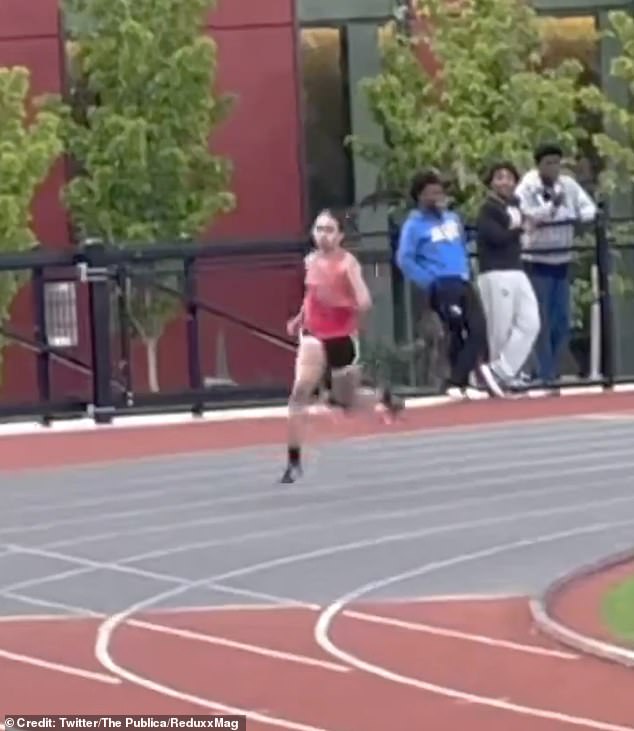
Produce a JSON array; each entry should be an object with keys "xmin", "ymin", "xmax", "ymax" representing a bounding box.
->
[
  {"xmin": 552, "ymin": 191, "xmax": 565, "ymax": 207},
  {"xmin": 508, "ymin": 207, "xmax": 523, "ymax": 230},
  {"xmin": 286, "ymin": 314, "xmax": 302, "ymax": 337},
  {"xmin": 522, "ymin": 215, "xmax": 537, "ymax": 232}
]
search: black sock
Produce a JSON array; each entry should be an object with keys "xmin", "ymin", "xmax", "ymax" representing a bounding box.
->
[{"xmin": 288, "ymin": 446, "xmax": 301, "ymax": 466}]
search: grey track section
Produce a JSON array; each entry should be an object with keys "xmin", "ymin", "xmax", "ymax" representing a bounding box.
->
[
  {"xmin": 1, "ymin": 414, "xmax": 634, "ymax": 618},
  {"xmin": 530, "ymin": 547, "xmax": 634, "ymax": 667}
]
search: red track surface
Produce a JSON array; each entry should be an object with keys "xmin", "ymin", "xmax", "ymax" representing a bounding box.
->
[
  {"xmin": 1, "ymin": 390, "xmax": 634, "ymax": 472},
  {"xmin": 550, "ymin": 559, "xmax": 634, "ymax": 648},
  {"xmin": 2, "ymin": 391, "xmax": 634, "ymax": 728},
  {"xmin": 0, "ymin": 598, "xmax": 632, "ymax": 730}
]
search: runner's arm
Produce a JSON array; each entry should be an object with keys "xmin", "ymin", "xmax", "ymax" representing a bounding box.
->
[
  {"xmin": 346, "ymin": 255, "xmax": 372, "ymax": 312},
  {"xmin": 286, "ymin": 304, "xmax": 304, "ymax": 336}
]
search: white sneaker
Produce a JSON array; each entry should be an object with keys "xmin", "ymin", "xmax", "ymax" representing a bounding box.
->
[
  {"xmin": 446, "ymin": 386, "xmax": 467, "ymax": 400},
  {"xmin": 477, "ymin": 363, "xmax": 506, "ymax": 398}
]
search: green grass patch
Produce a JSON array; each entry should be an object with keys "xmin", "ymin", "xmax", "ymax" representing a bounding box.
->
[{"xmin": 600, "ymin": 575, "xmax": 634, "ymax": 645}]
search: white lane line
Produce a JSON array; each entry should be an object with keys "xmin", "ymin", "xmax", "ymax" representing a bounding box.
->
[
  {"xmin": 127, "ymin": 618, "xmax": 349, "ymax": 673},
  {"xmin": 7, "ymin": 482, "xmax": 634, "ymax": 601},
  {"xmin": 2, "ymin": 591, "xmax": 99, "ymax": 617},
  {"xmin": 0, "ymin": 613, "xmax": 85, "ymax": 623},
  {"xmin": 0, "ymin": 602, "xmax": 315, "ymax": 624},
  {"xmin": 0, "ymin": 592, "xmax": 523, "ymax": 623},
  {"xmin": 342, "ymin": 609, "xmax": 579, "ymax": 660},
  {"xmin": 578, "ymin": 413, "xmax": 634, "ymax": 421},
  {"xmin": 67, "ymin": 471, "xmax": 634, "ymax": 567},
  {"xmin": 4, "ymin": 591, "xmax": 294, "ymax": 625},
  {"xmin": 4, "ymin": 484, "xmax": 634, "ymax": 631},
  {"xmin": 0, "ymin": 476, "xmax": 622, "ymax": 598},
  {"xmin": 3, "ymin": 434, "xmax": 634, "ymax": 540},
  {"xmin": 1, "ymin": 424, "xmax": 629, "ymax": 558},
  {"xmin": 0, "ymin": 566, "xmax": 110, "ymax": 597},
  {"xmin": 173, "ymin": 584, "xmax": 572, "ymax": 659},
  {"xmin": 93, "ymin": 512, "xmax": 634, "ymax": 731},
  {"xmin": 372, "ymin": 592, "xmax": 523, "ymax": 603},
  {"xmin": 5, "ymin": 544, "xmax": 185, "ymax": 586},
  {"xmin": 314, "ymin": 524, "xmax": 634, "ymax": 731},
  {"xmin": 6, "ymin": 507, "xmax": 634, "ymax": 728},
  {"xmin": 0, "ymin": 477, "xmax": 629, "ymax": 623},
  {"xmin": 0, "ymin": 647, "xmax": 120, "ymax": 684},
  {"xmin": 11, "ymin": 413, "xmax": 634, "ymax": 504},
  {"xmin": 206, "ymin": 583, "xmax": 320, "ymax": 610},
  {"xmin": 1, "ymin": 589, "xmax": 344, "ymax": 679}
]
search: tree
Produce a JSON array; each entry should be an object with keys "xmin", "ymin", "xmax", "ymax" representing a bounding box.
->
[
  {"xmin": 586, "ymin": 11, "xmax": 634, "ymax": 194},
  {"xmin": 52, "ymin": 0, "xmax": 235, "ymax": 391},
  {"xmin": 0, "ymin": 67, "xmax": 63, "ymax": 374},
  {"xmin": 351, "ymin": 0, "xmax": 600, "ymax": 220},
  {"xmin": 575, "ymin": 10, "xmax": 634, "ymax": 347}
]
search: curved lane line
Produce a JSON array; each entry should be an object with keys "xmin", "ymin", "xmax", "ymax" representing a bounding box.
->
[
  {"xmin": 95, "ymin": 517, "xmax": 634, "ymax": 731},
  {"xmin": 313, "ymin": 526, "xmax": 634, "ymax": 731}
]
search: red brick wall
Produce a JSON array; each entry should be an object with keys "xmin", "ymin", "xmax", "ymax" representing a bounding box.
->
[{"xmin": 0, "ymin": 0, "xmax": 306, "ymax": 403}]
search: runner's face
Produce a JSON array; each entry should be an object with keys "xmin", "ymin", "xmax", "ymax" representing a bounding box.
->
[{"xmin": 312, "ymin": 213, "xmax": 343, "ymax": 252}]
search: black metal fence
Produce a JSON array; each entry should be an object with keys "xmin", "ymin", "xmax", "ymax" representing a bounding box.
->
[{"xmin": 0, "ymin": 207, "xmax": 631, "ymax": 426}]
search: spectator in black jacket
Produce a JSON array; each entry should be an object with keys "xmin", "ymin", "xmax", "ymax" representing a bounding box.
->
[{"xmin": 476, "ymin": 161, "xmax": 540, "ymax": 393}]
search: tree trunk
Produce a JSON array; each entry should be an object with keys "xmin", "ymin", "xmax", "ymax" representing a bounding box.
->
[{"xmin": 145, "ymin": 337, "xmax": 160, "ymax": 392}]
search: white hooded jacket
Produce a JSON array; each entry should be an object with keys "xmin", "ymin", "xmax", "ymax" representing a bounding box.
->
[{"xmin": 515, "ymin": 169, "xmax": 597, "ymax": 265}]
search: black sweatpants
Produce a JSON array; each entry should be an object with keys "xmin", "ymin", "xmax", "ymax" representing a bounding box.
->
[{"xmin": 429, "ymin": 276, "xmax": 488, "ymax": 388}]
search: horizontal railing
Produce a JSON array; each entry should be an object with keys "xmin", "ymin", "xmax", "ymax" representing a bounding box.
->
[{"xmin": 0, "ymin": 207, "xmax": 628, "ymax": 425}]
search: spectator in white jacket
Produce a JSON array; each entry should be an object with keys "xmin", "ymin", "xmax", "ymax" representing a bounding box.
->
[{"xmin": 515, "ymin": 143, "xmax": 597, "ymax": 384}]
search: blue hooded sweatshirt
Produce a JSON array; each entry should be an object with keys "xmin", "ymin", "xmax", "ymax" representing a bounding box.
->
[{"xmin": 396, "ymin": 207, "xmax": 470, "ymax": 291}]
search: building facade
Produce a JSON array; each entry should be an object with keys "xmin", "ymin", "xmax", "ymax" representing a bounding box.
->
[{"xmin": 0, "ymin": 0, "xmax": 631, "ymax": 404}]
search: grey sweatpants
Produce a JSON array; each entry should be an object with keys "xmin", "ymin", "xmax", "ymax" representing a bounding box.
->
[{"xmin": 477, "ymin": 270, "xmax": 541, "ymax": 379}]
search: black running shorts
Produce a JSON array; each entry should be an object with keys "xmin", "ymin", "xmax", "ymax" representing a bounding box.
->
[
  {"xmin": 302, "ymin": 332, "xmax": 359, "ymax": 387},
  {"xmin": 322, "ymin": 335, "xmax": 358, "ymax": 370}
]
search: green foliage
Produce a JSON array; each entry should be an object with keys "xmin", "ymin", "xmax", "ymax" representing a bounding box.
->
[
  {"xmin": 584, "ymin": 11, "xmax": 634, "ymax": 195},
  {"xmin": 352, "ymin": 0, "xmax": 598, "ymax": 220},
  {"xmin": 358, "ymin": 337, "xmax": 414, "ymax": 387},
  {"xmin": 49, "ymin": 0, "xmax": 236, "ymax": 389},
  {"xmin": 0, "ymin": 67, "xmax": 63, "ymax": 369},
  {"xmin": 351, "ymin": 0, "xmax": 634, "ymax": 368},
  {"xmin": 600, "ymin": 575, "xmax": 634, "ymax": 644},
  {"xmin": 55, "ymin": 0, "xmax": 235, "ymax": 243},
  {"xmin": 573, "ymin": 12, "xmax": 634, "ymax": 341}
]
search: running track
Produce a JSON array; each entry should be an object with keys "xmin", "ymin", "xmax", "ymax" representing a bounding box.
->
[{"xmin": 0, "ymin": 391, "xmax": 633, "ymax": 730}]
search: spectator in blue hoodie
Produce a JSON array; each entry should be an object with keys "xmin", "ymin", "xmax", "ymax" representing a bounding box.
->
[{"xmin": 396, "ymin": 169, "xmax": 503, "ymax": 397}]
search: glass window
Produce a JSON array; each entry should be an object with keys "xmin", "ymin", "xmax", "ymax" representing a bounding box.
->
[
  {"xmin": 299, "ymin": 27, "xmax": 355, "ymax": 221},
  {"xmin": 59, "ymin": 8, "xmax": 102, "ymax": 193},
  {"xmin": 59, "ymin": 7, "xmax": 99, "ymax": 115}
]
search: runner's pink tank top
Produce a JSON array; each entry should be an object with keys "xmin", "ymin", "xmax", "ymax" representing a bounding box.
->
[{"xmin": 302, "ymin": 250, "xmax": 359, "ymax": 339}]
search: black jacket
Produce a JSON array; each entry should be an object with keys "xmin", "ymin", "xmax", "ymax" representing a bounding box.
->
[{"xmin": 475, "ymin": 194, "xmax": 523, "ymax": 273}]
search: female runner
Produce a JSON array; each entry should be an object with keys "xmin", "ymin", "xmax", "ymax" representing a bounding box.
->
[{"xmin": 280, "ymin": 209, "xmax": 404, "ymax": 484}]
